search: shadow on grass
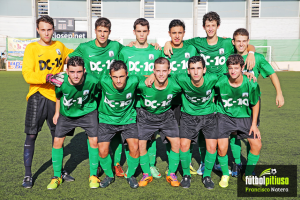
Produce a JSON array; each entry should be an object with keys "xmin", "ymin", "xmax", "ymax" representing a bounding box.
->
[{"xmin": 33, "ymin": 131, "xmax": 89, "ymax": 182}]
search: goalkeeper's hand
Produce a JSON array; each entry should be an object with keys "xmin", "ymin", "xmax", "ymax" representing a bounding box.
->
[{"xmin": 46, "ymin": 72, "xmax": 65, "ymax": 87}]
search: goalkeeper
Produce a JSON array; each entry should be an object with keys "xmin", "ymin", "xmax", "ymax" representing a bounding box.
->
[{"xmin": 21, "ymin": 15, "xmax": 73, "ymax": 188}]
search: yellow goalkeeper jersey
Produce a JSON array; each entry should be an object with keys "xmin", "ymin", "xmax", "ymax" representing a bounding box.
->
[{"xmin": 22, "ymin": 41, "xmax": 73, "ymax": 102}]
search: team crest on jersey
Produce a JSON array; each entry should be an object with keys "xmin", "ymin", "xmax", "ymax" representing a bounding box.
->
[
  {"xmin": 149, "ymin": 54, "xmax": 154, "ymax": 60},
  {"xmin": 109, "ymin": 51, "xmax": 114, "ymax": 57},
  {"xmin": 56, "ymin": 49, "xmax": 61, "ymax": 55},
  {"xmin": 185, "ymin": 53, "xmax": 190, "ymax": 58},
  {"xmin": 83, "ymin": 90, "xmax": 89, "ymax": 95},
  {"xmin": 219, "ymin": 48, "xmax": 225, "ymax": 55},
  {"xmin": 206, "ymin": 89, "xmax": 212, "ymax": 95},
  {"xmin": 126, "ymin": 93, "xmax": 132, "ymax": 99},
  {"xmin": 167, "ymin": 94, "xmax": 173, "ymax": 100},
  {"xmin": 242, "ymin": 92, "xmax": 249, "ymax": 97}
]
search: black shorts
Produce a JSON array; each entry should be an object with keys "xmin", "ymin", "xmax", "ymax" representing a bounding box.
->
[
  {"xmin": 97, "ymin": 123, "xmax": 138, "ymax": 145},
  {"xmin": 24, "ymin": 92, "xmax": 56, "ymax": 135},
  {"xmin": 171, "ymin": 104, "xmax": 181, "ymax": 125},
  {"xmin": 55, "ymin": 110, "xmax": 98, "ymax": 138},
  {"xmin": 137, "ymin": 108, "xmax": 179, "ymax": 144},
  {"xmin": 180, "ymin": 112, "xmax": 218, "ymax": 143},
  {"xmin": 217, "ymin": 113, "xmax": 254, "ymax": 139}
]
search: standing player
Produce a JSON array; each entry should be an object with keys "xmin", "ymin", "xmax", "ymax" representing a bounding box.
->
[
  {"xmin": 137, "ymin": 58, "xmax": 182, "ymax": 187},
  {"xmin": 68, "ymin": 17, "xmax": 125, "ymax": 177},
  {"xmin": 164, "ymin": 11, "xmax": 256, "ymax": 174},
  {"xmin": 170, "ymin": 56, "xmax": 225, "ymax": 189},
  {"xmin": 48, "ymin": 57, "xmax": 100, "ymax": 189},
  {"xmin": 22, "ymin": 15, "xmax": 73, "ymax": 188},
  {"xmin": 162, "ymin": 19, "xmax": 198, "ymax": 175},
  {"xmin": 97, "ymin": 61, "xmax": 141, "ymax": 189},
  {"xmin": 229, "ymin": 28, "xmax": 284, "ymax": 177},
  {"xmin": 214, "ymin": 54, "xmax": 262, "ymax": 188},
  {"xmin": 118, "ymin": 18, "xmax": 162, "ymax": 178}
]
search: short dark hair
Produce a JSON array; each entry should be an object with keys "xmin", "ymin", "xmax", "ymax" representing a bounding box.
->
[
  {"xmin": 133, "ymin": 18, "xmax": 149, "ymax": 30},
  {"xmin": 36, "ymin": 15, "xmax": 54, "ymax": 29},
  {"xmin": 109, "ymin": 60, "xmax": 128, "ymax": 74},
  {"xmin": 154, "ymin": 57, "xmax": 170, "ymax": 69},
  {"xmin": 67, "ymin": 56, "xmax": 85, "ymax": 69},
  {"xmin": 226, "ymin": 54, "xmax": 244, "ymax": 68},
  {"xmin": 95, "ymin": 17, "xmax": 111, "ymax": 30},
  {"xmin": 188, "ymin": 56, "xmax": 206, "ymax": 69},
  {"xmin": 233, "ymin": 28, "xmax": 249, "ymax": 40},
  {"xmin": 203, "ymin": 11, "xmax": 221, "ymax": 27},
  {"xmin": 169, "ymin": 19, "xmax": 185, "ymax": 31}
]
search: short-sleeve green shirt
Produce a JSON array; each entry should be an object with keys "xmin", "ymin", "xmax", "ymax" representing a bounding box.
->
[{"xmin": 55, "ymin": 73, "xmax": 100, "ymax": 117}]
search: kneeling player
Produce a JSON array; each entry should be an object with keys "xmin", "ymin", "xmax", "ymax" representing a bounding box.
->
[
  {"xmin": 48, "ymin": 57, "xmax": 100, "ymax": 189},
  {"xmin": 170, "ymin": 56, "xmax": 226, "ymax": 189},
  {"xmin": 97, "ymin": 61, "xmax": 140, "ymax": 189},
  {"xmin": 214, "ymin": 54, "xmax": 262, "ymax": 188},
  {"xmin": 137, "ymin": 58, "xmax": 181, "ymax": 187}
]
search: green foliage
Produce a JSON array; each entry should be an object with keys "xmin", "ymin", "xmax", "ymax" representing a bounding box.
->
[{"xmin": 0, "ymin": 71, "xmax": 299, "ymax": 199}]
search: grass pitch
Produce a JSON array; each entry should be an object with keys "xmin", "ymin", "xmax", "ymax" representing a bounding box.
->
[{"xmin": 0, "ymin": 71, "xmax": 299, "ymax": 199}]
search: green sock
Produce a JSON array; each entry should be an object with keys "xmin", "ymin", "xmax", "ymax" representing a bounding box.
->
[
  {"xmin": 198, "ymin": 131, "xmax": 206, "ymax": 163},
  {"xmin": 52, "ymin": 147, "xmax": 63, "ymax": 177},
  {"xmin": 189, "ymin": 144, "xmax": 194, "ymax": 162},
  {"xmin": 217, "ymin": 155, "xmax": 229, "ymax": 176},
  {"xmin": 165, "ymin": 142, "xmax": 171, "ymax": 157},
  {"xmin": 124, "ymin": 145, "xmax": 130, "ymax": 159},
  {"xmin": 126, "ymin": 154, "xmax": 139, "ymax": 178},
  {"xmin": 110, "ymin": 134, "xmax": 123, "ymax": 166},
  {"xmin": 230, "ymin": 135, "xmax": 242, "ymax": 164},
  {"xmin": 179, "ymin": 149, "xmax": 191, "ymax": 176},
  {"xmin": 87, "ymin": 139, "xmax": 91, "ymax": 152},
  {"xmin": 89, "ymin": 147, "xmax": 99, "ymax": 176},
  {"xmin": 148, "ymin": 140, "xmax": 157, "ymax": 167},
  {"xmin": 99, "ymin": 155, "xmax": 114, "ymax": 178},
  {"xmin": 203, "ymin": 151, "xmax": 217, "ymax": 177},
  {"xmin": 140, "ymin": 153, "xmax": 151, "ymax": 175},
  {"xmin": 246, "ymin": 142, "xmax": 251, "ymax": 157},
  {"xmin": 168, "ymin": 150, "xmax": 180, "ymax": 175},
  {"xmin": 245, "ymin": 152, "xmax": 260, "ymax": 176}
]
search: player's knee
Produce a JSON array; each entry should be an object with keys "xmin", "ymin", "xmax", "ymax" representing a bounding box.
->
[
  {"xmin": 250, "ymin": 140, "xmax": 262, "ymax": 152},
  {"xmin": 172, "ymin": 139, "xmax": 180, "ymax": 149},
  {"xmin": 206, "ymin": 145, "xmax": 217, "ymax": 154},
  {"xmin": 129, "ymin": 142, "xmax": 139, "ymax": 153},
  {"xmin": 139, "ymin": 141, "xmax": 147, "ymax": 151},
  {"xmin": 180, "ymin": 141, "xmax": 190, "ymax": 152},
  {"xmin": 89, "ymin": 137, "xmax": 98, "ymax": 148},
  {"xmin": 99, "ymin": 147, "xmax": 109, "ymax": 158},
  {"xmin": 53, "ymin": 138, "xmax": 63, "ymax": 149},
  {"xmin": 218, "ymin": 148, "xmax": 227, "ymax": 157}
]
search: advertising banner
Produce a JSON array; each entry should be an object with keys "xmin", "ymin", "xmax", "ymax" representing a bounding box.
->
[
  {"xmin": 6, "ymin": 61, "xmax": 23, "ymax": 71},
  {"xmin": 7, "ymin": 38, "xmax": 39, "ymax": 61}
]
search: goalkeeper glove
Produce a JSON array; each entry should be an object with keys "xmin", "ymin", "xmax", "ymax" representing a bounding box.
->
[{"xmin": 46, "ymin": 72, "xmax": 65, "ymax": 87}]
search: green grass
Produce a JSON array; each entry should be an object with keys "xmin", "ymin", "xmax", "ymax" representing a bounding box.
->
[{"xmin": 0, "ymin": 71, "xmax": 299, "ymax": 199}]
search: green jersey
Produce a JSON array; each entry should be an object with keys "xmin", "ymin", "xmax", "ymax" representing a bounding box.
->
[
  {"xmin": 118, "ymin": 45, "xmax": 162, "ymax": 76},
  {"xmin": 172, "ymin": 73, "xmax": 218, "ymax": 116},
  {"xmin": 243, "ymin": 52, "xmax": 275, "ymax": 79},
  {"xmin": 138, "ymin": 77, "xmax": 182, "ymax": 114},
  {"xmin": 215, "ymin": 75, "xmax": 261, "ymax": 118},
  {"xmin": 55, "ymin": 73, "xmax": 100, "ymax": 117},
  {"xmin": 69, "ymin": 39, "xmax": 123, "ymax": 77},
  {"xmin": 162, "ymin": 43, "xmax": 198, "ymax": 74},
  {"xmin": 98, "ymin": 75, "xmax": 142, "ymax": 125},
  {"xmin": 184, "ymin": 37, "xmax": 235, "ymax": 75}
]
